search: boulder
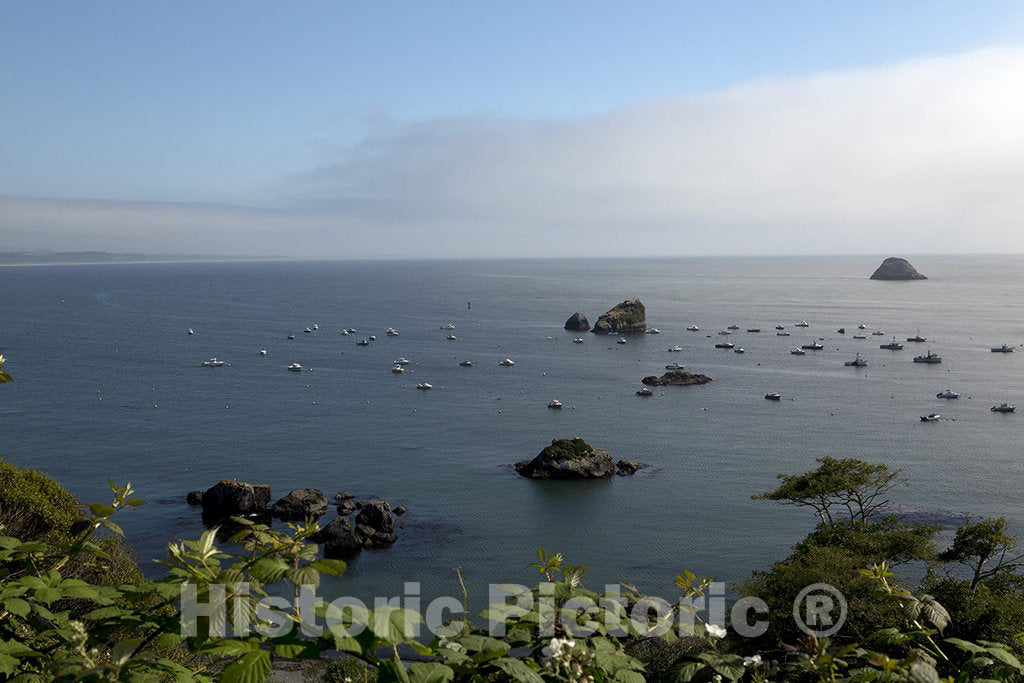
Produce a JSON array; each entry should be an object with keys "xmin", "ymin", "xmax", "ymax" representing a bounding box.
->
[
  {"xmin": 641, "ymin": 370, "xmax": 713, "ymax": 386},
  {"xmin": 271, "ymin": 488, "xmax": 328, "ymax": 520},
  {"xmin": 564, "ymin": 312, "xmax": 590, "ymax": 331},
  {"xmin": 616, "ymin": 460, "xmax": 648, "ymax": 476},
  {"xmin": 337, "ymin": 499, "xmax": 358, "ymax": 516},
  {"xmin": 591, "ymin": 299, "xmax": 646, "ymax": 334},
  {"xmin": 870, "ymin": 257, "xmax": 927, "ymax": 280},
  {"xmin": 334, "ymin": 491, "xmax": 354, "ymax": 503},
  {"xmin": 186, "ymin": 490, "xmax": 204, "ymax": 506},
  {"xmin": 394, "ymin": 505, "xmax": 408, "ymax": 517},
  {"xmin": 515, "ymin": 438, "xmax": 615, "ymax": 479},
  {"xmin": 201, "ymin": 480, "xmax": 271, "ymax": 521},
  {"xmin": 310, "ymin": 517, "xmax": 363, "ymax": 559},
  {"xmin": 355, "ymin": 499, "xmax": 395, "ymax": 535}
]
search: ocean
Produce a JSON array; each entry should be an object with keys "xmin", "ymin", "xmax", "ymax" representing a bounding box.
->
[{"xmin": 1, "ymin": 255, "xmax": 1021, "ymax": 604}]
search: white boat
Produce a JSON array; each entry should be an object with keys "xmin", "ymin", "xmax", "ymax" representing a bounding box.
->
[
  {"xmin": 992, "ymin": 403, "xmax": 1016, "ymax": 413},
  {"xmin": 347, "ymin": 328, "xmax": 357, "ymax": 334},
  {"xmin": 668, "ymin": 345, "xmax": 683, "ymax": 352},
  {"xmin": 394, "ymin": 358, "xmax": 411, "ymax": 365},
  {"xmin": 258, "ymin": 348, "xmax": 267, "ymax": 356},
  {"xmin": 686, "ymin": 325, "xmax": 700, "ymax": 331},
  {"xmin": 845, "ymin": 354, "xmax": 867, "ymax": 367},
  {"xmin": 312, "ymin": 324, "xmax": 318, "ymax": 331},
  {"xmin": 287, "ymin": 334, "xmax": 295, "ymax": 340},
  {"xmin": 715, "ymin": 342, "xmax": 734, "ymax": 349},
  {"xmin": 913, "ymin": 350, "xmax": 942, "ymax": 364},
  {"xmin": 368, "ymin": 335, "xmax": 377, "ymax": 341},
  {"xmin": 936, "ymin": 389, "xmax": 960, "ymax": 399},
  {"xmin": 547, "ymin": 400, "xmax": 563, "ymax": 409},
  {"xmin": 646, "ymin": 328, "xmax": 661, "ymax": 334},
  {"xmin": 791, "ymin": 348, "xmax": 806, "ymax": 355},
  {"xmin": 794, "ymin": 321, "xmax": 809, "ymax": 327},
  {"xmin": 499, "ymin": 358, "xmax": 515, "ymax": 366},
  {"xmin": 447, "ymin": 335, "xmax": 457, "ymax": 340},
  {"xmin": 991, "ymin": 344, "xmax": 1014, "ymax": 353},
  {"xmin": 386, "ymin": 328, "xmax": 400, "ymax": 337},
  {"xmin": 635, "ymin": 387, "xmax": 653, "ymax": 396},
  {"xmin": 734, "ymin": 347, "xmax": 745, "ymax": 354},
  {"xmin": 356, "ymin": 339, "xmax": 370, "ymax": 346},
  {"xmin": 304, "ymin": 327, "xmax": 312, "ymax": 333},
  {"xmin": 572, "ymin": 337, "xmax": 584, "ymax": 344},
  {"xmin": 617, "ymin": 338, "xmax": 628, "ymax": 344},
  {"xmin": 872, "ymin": 331, "xmax": 885, "ymax": 336},
  {"xmin": 858, "ymin": 323, "xmax": 867, "ymax": 330},
  {"xmin": 880, "ymin": 337, "xmax": 904, "ymax": 350},
  {"xmin": 920, "ymin": 413, "xmax": 940, "ymax": 422},
  {"xmin": 287, "ymin": 363, "xmax": 302, "ymax": 372},
  {"xmin": 665, "ymin": 362, "xmax": 685, "ymax": 370},
  {"xmin": 764, "ymin": 392, "xmax": 782, "ymax": 401},
  {"xmin": 187, "ymin": 328, "xmax": 194, "ymax": 335},
  {"xmin": 442, "ymin": 323, "xmax": 456, "ymax": 330},
  {"xmin": 391, "ymin": 364, "xmax": 404, "ymax": 374},
  {"xmin": 459, "ymin": 360, "xmax": 473, "ymax": 367},
  {"xmin": 775, "ymin": 324, "xmax": 785, "ymax": 330},
  {"xmin": 416, "ymin": 382, "xmax": 433, "ymax": 390},
  {"xmin": 718, "ymin": 330, "xmax": 732, "ymax": 336},
  {"xmin": 200, "ymin": 358, "xmax": 225, "ymax": 367},
  {"xmin": 801, "ymin": 341, "xmax": 824, "ymax": 350},
  {"xmin": 340, "ymin": 330, "xmax": 349, "ymax": 336}
]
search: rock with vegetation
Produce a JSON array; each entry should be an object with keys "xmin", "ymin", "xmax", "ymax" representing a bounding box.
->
[
  {"xmin": 270, "ymin": 488, "xmax": 328, "ymax": 520},
  {"xmin": 870, "ymin": 257, "xmax": 927, "ymax": 280},
  {"xmin": 641, "ymin": 369, "xmax": 712, "ymax": 386},
  {"xmin": 515, "ymin": 438, "xmax": 616, "ymax": 479},
  {"xmin": 200, "ymin": 479, "xmax": 271, "ymax": 521},
  {"xmin": 564, "ymin": 311, "xmax": 590, "ymax": 331},
  {"xmin": 591, "ymin": 299, "xmax": 646, "ymax": 334}
]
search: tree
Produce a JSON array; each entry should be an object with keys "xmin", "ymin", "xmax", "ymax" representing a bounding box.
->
[
  {"xmin": 0, "ymin": 353, "xmax": 11, "ymax": 383},
  {"xmin": 939, "ymin": 517, "xmax": 1024, "ymax": 591},
  {"xmin": 753, "ymin": 456, "xmax": 906, "ymax": 524}
]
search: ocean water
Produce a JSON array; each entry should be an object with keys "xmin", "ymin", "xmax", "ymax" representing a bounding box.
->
[{"xmin": 1, "ymin": 255, "xmax": 1022, "ymax": 604}]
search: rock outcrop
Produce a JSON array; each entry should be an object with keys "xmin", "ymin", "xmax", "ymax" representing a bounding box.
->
[
  {"xmin": 354, "ymin": 499, "xmax": 397, "ymax": 549},
  {"xmin": 615, "ymin": 460, "xmax": 648, "ymax": 476},
  {"xmin": 641, "ymin": 370, "xmax": 713, "ymax": 386},
  {"xmin": 310, "ymin": 517, "xmax": 364, "ymax": 559},
  {"xmin": 270, "ymin": 488, "xmax": 328, "ymax": 520},
  {"xmin": 515, "ymin": 438, "xmax": 615, "ymax": 479},
  {"xmin": 186, "ymin": 490, "xmax": 204, "ymax": 506},
  {"xmin": 870, "ymin": 257, "xmax": 927, "ymax": 280},
  {"xmin": 564, "ymin": 312, "xmax": 590, "ymax": 331},
  {"xmin": 591, "ymin": 299, "xmax": 646, "ymax": 334},
  {"xmin": 201, "ymin": 480, "xmax": 271, "ymax": 522}
]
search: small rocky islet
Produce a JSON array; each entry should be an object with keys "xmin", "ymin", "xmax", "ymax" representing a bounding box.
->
[
  {"xmin": 514, "ymin": 437, "xmax": 648, "ymax": 479},
  {"xmin": 591, "ymin": 299, "xmax": 646, "ymax": 334},
  {"xmin": 870, "ymin": 257, "xmax": 927, "ymax": 280},
  {"xmin": 641, "ymin": 369, "xmax": 713, "ymax": 386}
]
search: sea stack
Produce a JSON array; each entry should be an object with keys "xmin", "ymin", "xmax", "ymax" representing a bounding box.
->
[
  {"xmin": 870, "ymin": 257, "xmax": 927, "ymax": 281},
  {"xmin": 591, "ymin": 299, "xmax": 646, "ymax": 334},
  {"xmin": 564, "ymin": 312, "xmax": 590, "ymax": 331}
]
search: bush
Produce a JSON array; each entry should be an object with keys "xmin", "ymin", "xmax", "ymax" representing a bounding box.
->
[
  {"xmin": 539, "ymin": 438, "xmax": 594, "ymax": 461},
  {"xmin": 0, "ymin": 458, "xmax": 79, "ymax": 541}
]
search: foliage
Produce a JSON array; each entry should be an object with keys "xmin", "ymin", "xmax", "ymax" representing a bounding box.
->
[
  {"xmin": 538, "ymin": 439, "xmax": 595, "ymax": 462},
  {"xmin": 920, "ymin": 570, "xmax": 1024, "ymax": 658},
  {"xmin": 793, "ymin": 517, "xmax": 940, "ymax": 568},
  {"xmin": 753, "ymin": 457, "xmax": 906, "ymax": 524},
  {"xmin": 0, "ymin": 354, "xmax": 11, "ymax": 383},
  {"xmin": 0, "ymin": 458, "xmax": 80, "ymax": 541},
  {"xmin": 938, "ymin": 517, "xmax": 1024, "ymax": 590}
]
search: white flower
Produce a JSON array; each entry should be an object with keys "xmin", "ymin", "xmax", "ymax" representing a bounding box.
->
[
  {"xmin": 542, "ymin": 637, "xmax": 574, "ymax": 659},
  {"xmin": 705, "ymin": 623, "xmax": 728, "ymax": 639},
  {"xmin": 743, "ymin": 655, "xmax": 762, "ymax": 667}
]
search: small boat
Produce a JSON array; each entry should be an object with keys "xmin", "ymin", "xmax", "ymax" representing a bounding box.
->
[
  {"xmin": 347, "ymin": 328, "xmax": 357, "ymax": 334},
  {"xmin": 852, "ymin": 334, "xmax": 867, "ymax": 340},
  {"xmin": 499, "ymin": 358, "xmax": 515, "ymax": 366},
  {"xmin": 936, "ymin": 389, "xmax": 960, "ymax": 399},
  {"xmin": 646, "ymin": 328, "xmax": 661, "ymax": 334},
  {"xmin": 287, "ymin": 363, "xmax": 302, "ymax": 372},
  {"xmin": 386, "ymin": 328, "xmax": 400, "ymax": 337},
  {"xmin": 572, "ymin": 338, "xmax": 584, "ymax": 344},
  {"xmin": 617, "ymin": 338, "xmax": 628, "ymax": 344},
  {"xmin": 776, "ymin": 332, "xmax": 791, "ymax": 337},
  {"xmin": 734, "ymin": 347, "xmax": 745, "ymax": 354},
  {"xmin": 442, "ymin": 323, "xmax": 456, "ymax": 330},
  {"xmin": 907, "ymin": 332, "xmax": 926, "ymax": 342},
  {"xmin": 686, "ymin": 325, "xmax": 700, "ymax": 331},
  {"xmin": 304, "ymin": 328, "xmax": 312, "ymax": 334},
  {"xmin": 668, "ymin": 345, "xmax": 683, "ymax": 352},
  {"xmin": 340, "ymin": 330, "xmax": 349, "ymax": 336},
  {"xmin": 791, "ymin": 348, "xmax": 806, "ymax": 355},
  {"xmin": 259, "ymin": 348, "xmax": 267, "ymax": 356},
  {"xmin": 801, "ymin": 341, "xmax": 824, "ymax": 350},
  {"xmin": 200, "ymin": 358, "xmax": 225, "ymax": 367},
  {"xmin": 312, "ymin": 324, "xmax": 318, "ymax": 331},
  {"xmin": 356, "ymin": 339, "xmax": 370, "ymax": 346},
  {"xmin": 858, "ymin": 323, "xmax": 867, "ymax": 330},
  {"xmin": 665, "ymin": 362, "xmax": 685, "ymax": 370},
  {"xmin": 837, "ymin": 328, "xmax": 845, "ymax": 334},
  {"xmin": 447, "ymin": 335, "xmax": 457, "ymax": 340},
  {"xmin": 845, "ymin": 354, "xmax": 867, "ymax": 367},
  {"xmin": 635, "ymin": 388, "xmax": 653, "ymax": 396},
  {"xmin": 394, "ymin": 358, "xmax": 410, "ymax": 365},
  {"xmin": 187, "ymin": 328, "xmax": 194, "ymax": 335},
  {"xmin": 794, "ymin": 321, "xmax": 809, "ymax": 327},
  {"xmin": 459, "ymin": 360, "xmax": 473, "ymax": 367},
  {"xmin": 872, "ymin": 331, "xmax": 885, "ymax": 336},
  {"xmin": 287, "ymin": 334, "xmax": 295, "ymax": 340},
  {"xmin": 416, "ymin": 382, "xmax": 432, "ymax": 390},
  {"xmin": 746, "ymin": 328, "xmax": 761, "ymax": 333},
  {"xmin": 391, "ymin": 365, "xmax": 404, "ymax": 374},
  {"xmin": 727, "ymin": 325, "xmax": 740, "ymax": 330},
  {"xmin": 764, "ymin": 392, "xmax": 782, "ymax": 401},
  {"xmin": 880, "ymin": 337, "xmax": 904, "ymax": 350},
  {"xmin": 920, "ymin": 413, "xmax": 941, "ymax": 422},
  {"xmin": 368, "ymin": 335, "xmax": 377, "ymax": 341},
  {"xmin": 547, "ymin": 400, "xmax": 563, "ymax": 409},
  {"xmin": 775, "ymin": 324, "xmax": 785, "ymax": 330},
  {"xmin": 717, "ymin": 330, "xmax": 732, "ymax": 336},
  {"xmin": 992, "ymin": 403, "xmax": 1016, "ymax": 413},
  {"xmin": 913, "ymin": 350, "xmax": 942, "ymax": 364},
  {"xmin": 715, "ymin": 342, "xmax": 734, "ymax": 349},
  {"xmin": 991, "ymin": 344, "xmax": 1014, "ymax": 353}
]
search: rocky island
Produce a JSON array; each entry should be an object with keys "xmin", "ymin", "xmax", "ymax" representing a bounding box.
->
[
  {"xmin": 591, "ymin": 299, "xmax": 646, "ymax": 334},
  {"xmin": 514, "ymin": 438, "xmax": 646, "ymax": 479},
  {"xmin": 870, "ymin": 257, "xmax": 927, "ymax": 280},
  {"xmin": 564, "ymin": 311, "xmax": 590, "ymax": 331},
  {"xmin": 641, "ymin": 369, "xmax": 713, "ymax": 386}
]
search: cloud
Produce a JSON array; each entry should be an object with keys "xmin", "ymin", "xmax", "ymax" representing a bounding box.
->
[{"xmin": 5, "ymin": 46, "xmax": 1024, "ymax": 258}]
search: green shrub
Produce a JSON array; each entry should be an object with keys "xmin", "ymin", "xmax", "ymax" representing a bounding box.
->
[
  {"xmin": 539, "ymin": 438, "xmax": 594, "ymax": 461},
  {"xmin": 0, "ymin": 458, "xmax": 79, "ymax": 541}
]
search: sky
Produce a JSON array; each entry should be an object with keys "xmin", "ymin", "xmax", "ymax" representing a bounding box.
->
[{"xmin": 2, "ymin": 1, "xmax": 1024, "ymax": 259}]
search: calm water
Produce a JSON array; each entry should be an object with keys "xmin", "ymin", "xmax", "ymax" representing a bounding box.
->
[{"xmin": 1, "ymin": 256, "xmax": 1022, "ymax": 603}]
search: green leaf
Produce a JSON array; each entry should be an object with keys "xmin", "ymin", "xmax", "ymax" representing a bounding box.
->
[
  {"xmin": 219, "ymin": 650, "xmax": 271, "ymax": 683},
  {"xmin": 32, "ymin": 587, "xmax": 61, "ymax": 605},
  {"xmin": 309, "ymin": 559, "xmax": 347, "ymax": 576},
  {"xmin": 945, "ymin": 638, "xmax": 988, "ymax": 654},
  {"xmin": 984, "ymin": 647, "xmax": 1024, "ymax": 672},
  {"xmin": 285, "ymin": 566, "xmax": 319, "ymax": 590},
  {"xmin": 111, "ymin": 639, "xmax": 141, "ymax": 666},
  {"xmin": 615, "ymin": 670, "xmax": 647, "ymax": 683},
  {"xmin": 907, "ymin": 661, "xmax": 941, "ymax": 683},
  {"xmin": 249, "ymin": 558, "xmax": 290, "ymax": 584},
  {"xmin": 196, "ymin": 639, "xmax": 260, "ymax": 657},
  {"xmin": 406, "ymin": 662, "xmax": 455, "ymax": 683},
  {"xmin": 492, "ymin": 658, "xmax": 545, "ymax": 683},
  {"xmin": 378, "ymin": 656, "xmax": 411, "ymax": 683},
  {"xmin": 88, "ymin": 503, "xmax": 116, "ymax": 518},
  {"xmin": 3, "ymin": 598, "xmax": 30, "ymax": 617}
]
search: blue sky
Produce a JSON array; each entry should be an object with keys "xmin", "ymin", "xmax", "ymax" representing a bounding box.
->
[{"xmin": 2, "ymin": 2, "xmax": 1024, "ymax": 257}]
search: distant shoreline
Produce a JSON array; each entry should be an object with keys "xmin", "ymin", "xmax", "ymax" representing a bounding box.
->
[{"xmin": 0, "ymin": 254, "xmax": 288, "ymax": 267}]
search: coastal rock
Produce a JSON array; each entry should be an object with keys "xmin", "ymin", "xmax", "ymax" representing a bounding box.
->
[
  {"xmin": 186, "ymin": 490, "xmax": 204, "ymax": 506},
  {"xmin": 270, "ymin": 488, "xmax": 328, "ymax": 520},
  {"xmin": 870, "ymin": 257, "xmax": 927, "ymax": 281},
  {"xmin": 334, "ymin": 491, "xmax": 355, "ymax": 503},
  {"xmin": 591, "ymin": 299, "xmax": 646, "ymax": 334},
  {"xmin": 337, "ymin": 499, "xmax": 358, "ymax": 516},
  {"xmin": 564, "ymin": 312, "xmax": 590, "ymax": 331},
  {"xmin": 310, "ymin": 517, "xmax": 363, "ymax": 559},
  {"xmin": 394, "ymin": 505, "xmax": 408, "ymax": 516},
  {"xmin": 355, "ymin": 499, "xmax": 395, "ymax": 535},
  {"xmin": 201, "ymin": 480, "xmax": 271, "ymax": 520},
  {"xmin": 641, "ymin": 370, "xmax": 713, "ymax": 386},
  {"xmin": 515, "ymin": 438, "xmax": 615, "ymax": 479},
  {"xmin": 616, "ymin": 460, "xmax": 649, "ymax": 476}
]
